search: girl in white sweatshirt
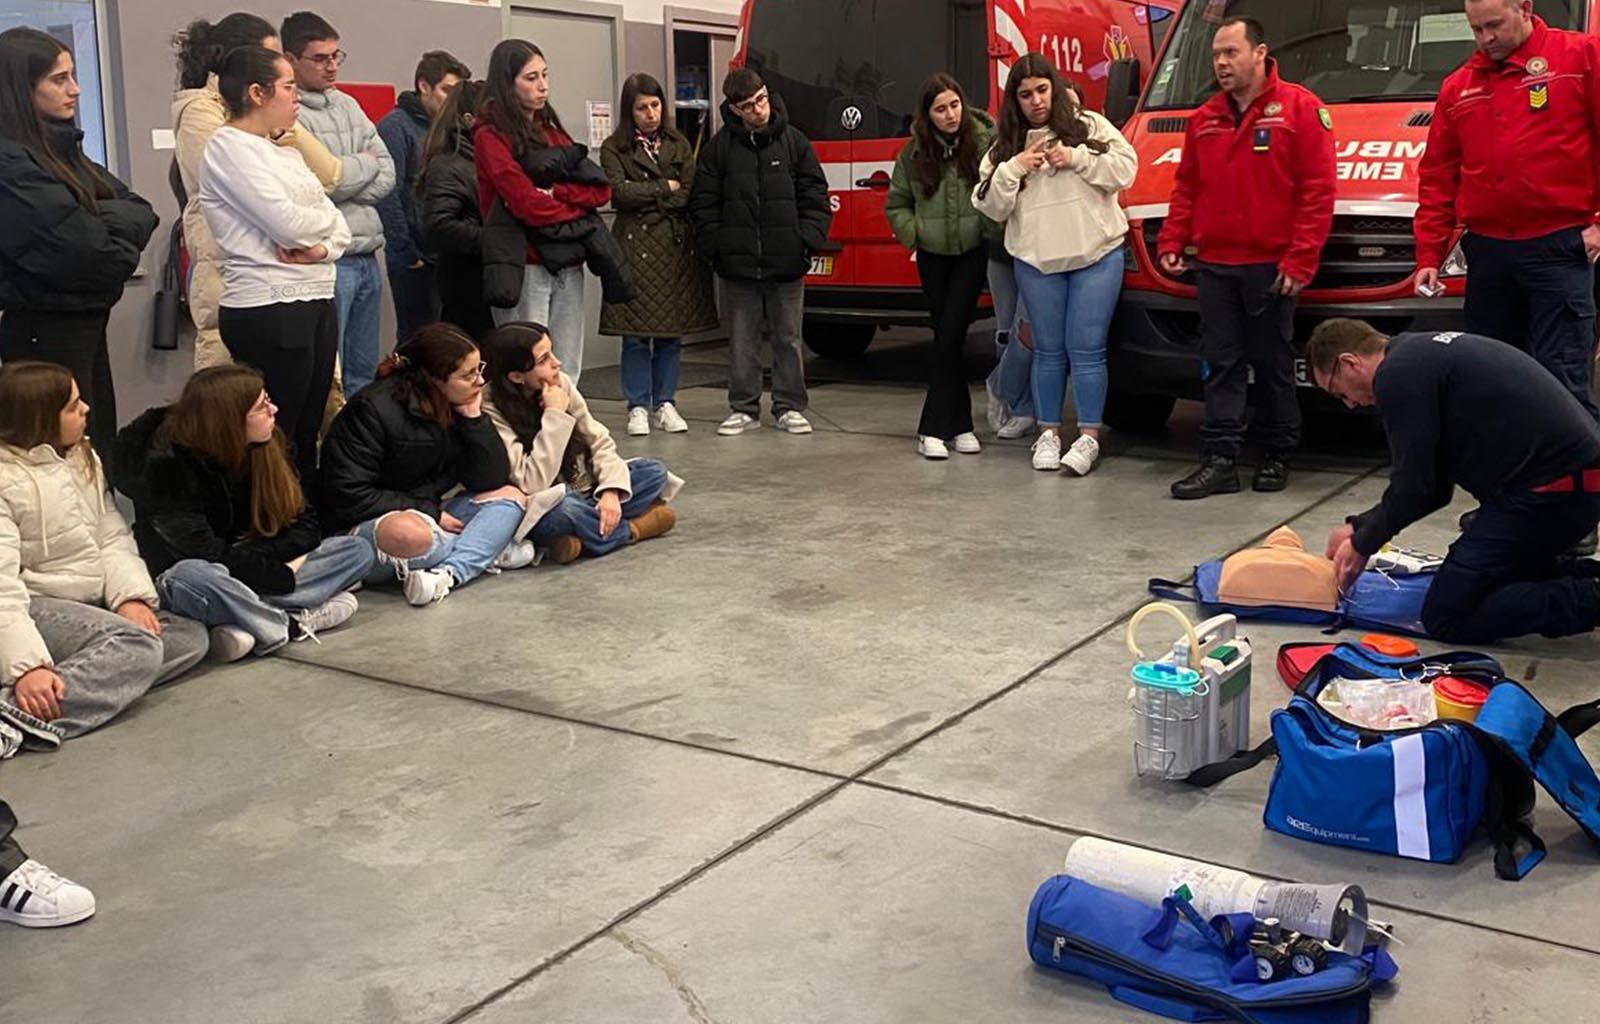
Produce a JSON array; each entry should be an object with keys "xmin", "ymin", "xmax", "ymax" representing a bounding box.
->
[
  {"xmin": 973, "ymin": 53, "xmax": 1138, "ymax": 477},
  {"xmin": 200, "ymin": 45, "xmax": 350, "ymax": 485}
]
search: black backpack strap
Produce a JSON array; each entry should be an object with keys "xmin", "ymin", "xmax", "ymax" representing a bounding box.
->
[
  {"xmin": 1475, "ymin": 731, "xmax": 1547, "ymax": 881},
  {"xmin": 1556, "ymin": 697, "xmax": 1600, "ymax": 739},
  {"xmin": 1183, "ymin": 736, "xmax": 1278, "ymax": 788},
  {"xmin": 1147, "ymin": 577, "xmax": 1199, "ymax": 603}
]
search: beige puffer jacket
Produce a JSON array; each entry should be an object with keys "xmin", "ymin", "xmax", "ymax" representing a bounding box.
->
[
  {"xmin": 173, "ymin": 78, "xmax": 343, "ymax": 369},
  {"xmin": 0, "ymin": 442, "xmax": 158, "ymax": 684}
]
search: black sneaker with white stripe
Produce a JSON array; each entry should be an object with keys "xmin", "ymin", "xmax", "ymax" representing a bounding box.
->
[{"xmin": 0, "ymin": 858, "xmax": 96, "ymax": 927}]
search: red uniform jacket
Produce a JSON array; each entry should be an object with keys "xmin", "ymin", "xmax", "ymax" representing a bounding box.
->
[
  {"xmin": 474, "ymin": 118, "xmax": 611, "ymax": 266},
  {"xmin": 1157, "ymin": 60, "xmax": 1337, "ymax": 285},
  {"xmin": 1415, "ymin": 17, "xmax": 1600, "ymax": 270}
]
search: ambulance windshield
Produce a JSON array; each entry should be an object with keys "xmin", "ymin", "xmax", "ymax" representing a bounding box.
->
[{"xmin": 1143, "ymin": 0, "xmax": 1583, "ymax": 109}]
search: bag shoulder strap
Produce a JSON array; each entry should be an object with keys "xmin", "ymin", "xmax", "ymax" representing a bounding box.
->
[
  {"xmin": 1557, "ymin": 696, "xmax": 1600, "ymax": 739},
  {"xmin": 1146, "ymin": 576, "xmax": 1200, "ymax": 603}
]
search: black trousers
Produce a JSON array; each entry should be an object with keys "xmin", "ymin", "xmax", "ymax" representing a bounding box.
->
[
  {"xmin": 915, "ymin": 246, "xmax": 987, "ymax": 439},
  {"xmin": 219, "ymin": 300, "xmax": 338, "ymax": 484},
  {"xmin": 1196, "ymin": 262, "xmax": 1300, "ymax": 458},
  {"xmin": 1462, "ymin": 227, "xmax": 1599, "ymax": 420},
  {"xmin": 1422, "ymin": 489, "xmax": 1600, "ymax": 643},
  {"xmin": 0, "ymin": 308, "xmax": 115, "ymax": 459},
  {"xmin": 436, "ymin": 256, "xmax": 492, "ymax": 341},
  {"xmin": 0, "ymin": 800, "xmax": 25, "ymax": 876},
  {"xmin": 390, "ymin": 262, "xmax": 440, "ymax": 344}
]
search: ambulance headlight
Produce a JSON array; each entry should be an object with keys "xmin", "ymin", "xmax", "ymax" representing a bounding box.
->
[{"xmin": 1440, "ymin": 239, "xmax": 1468, "ymax": 278}]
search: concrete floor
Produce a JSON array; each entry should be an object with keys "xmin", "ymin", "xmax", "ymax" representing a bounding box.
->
[{"xmin": 4, "ymin": 373, "xmax": 1599, "ymax": 1024}]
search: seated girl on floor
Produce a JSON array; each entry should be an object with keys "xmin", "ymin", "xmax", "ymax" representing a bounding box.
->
[
  {"xmin": 111, "ymin": 366, "xmax": 374, "ymax": 663},
  {"xmin": 319, "ymin": 323, "xmax": 530, "ymax": 607},
  {"xmin": 0, "ymin": 362, "xmax": 207, "ymax": 756},
  {"xmin": 479, "ymin": 322, "xmax": 680, "ymax": 565}
]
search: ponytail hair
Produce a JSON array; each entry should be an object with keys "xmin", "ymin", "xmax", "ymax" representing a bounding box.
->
[
  {"xmin": 375, "ymin": 323, "xmax": 479, "ymax": 426},
  {"xmin": 173, "ymin": 13, "xmax": 277, "ymax": 89},
  {"xmin": 217, "ymin": 45, "xmax": 289, "ymax": 120}
]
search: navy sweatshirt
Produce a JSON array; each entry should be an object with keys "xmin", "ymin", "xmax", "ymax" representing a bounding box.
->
[{"xmin": 1351, "ymin": 331, "xmax": 1600, "ymax": 555}]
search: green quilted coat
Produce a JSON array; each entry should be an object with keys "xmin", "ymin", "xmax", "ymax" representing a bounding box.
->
[
  {"xmin": 885, "ymin": 110, "xmax": 1000, "ymax": 256},
  {"xmin": 598, "ymin": 130, "xmax": 720, "ymax": 337}
]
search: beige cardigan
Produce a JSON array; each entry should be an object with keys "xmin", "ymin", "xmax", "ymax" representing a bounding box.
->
[{"xmin": 482, "ymin": 373, "xmax": 683, "ymax": 543}]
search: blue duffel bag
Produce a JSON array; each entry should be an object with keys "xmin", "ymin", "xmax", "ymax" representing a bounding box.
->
[
  {"xmin": 1027, "ymin": 875, "xmax": 1397, "ymax": 1023},
  {"xmin": 1148, "ymin": 562, "xmax": 1432, "ymax": 637}
]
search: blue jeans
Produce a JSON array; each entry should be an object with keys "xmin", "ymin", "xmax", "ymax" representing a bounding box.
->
[
  {"xmin": 335, "ymin": 254, "xmax": 384, "ymax": 398},
  {"xmin": 620, "ymin": 336, "xmax": 682, "ymax": 409},
  {"xmin": 355, "ymin": 494, "xmax": 524, "ymax": 588},
  {"xmin": 492, "ymin": 263, "xmax": 587, "ymax": 384},
  {"xmin": 1014, "ymin": 250, "xmax": 1124, "ymax": 430},
  {"xmin": 156, "ymin": 535, "xmax": 376, "ymax": 655},
  {"xmin": 531, "ymin": 458, "xmax": 669, "ymax": 558},
  {"xmin": 985, "ymin": 258, "xmax": 1033, "ymax": 419}
]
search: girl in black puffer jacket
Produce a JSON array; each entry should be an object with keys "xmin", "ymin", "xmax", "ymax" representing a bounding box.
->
[
  {"xmin": 318, "ymin": 324, "xmax": 529, "ymax": 608},
  {"xmin": 0, "ymin": 28, "xmax": 157, "ymax": 458},
  {"xmin": 418, "ymin": 81, "xmax": 492, "ymax": 339}
]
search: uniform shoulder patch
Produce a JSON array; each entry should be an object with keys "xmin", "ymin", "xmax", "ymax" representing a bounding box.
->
[{"xmin": 1317, "ymin": 107, "xmax": 1333, "ymax": 131}]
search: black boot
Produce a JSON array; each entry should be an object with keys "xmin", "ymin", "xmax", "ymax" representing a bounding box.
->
[
  {"xmin": 1171, "ymin": 455, "xmax": 1241, "ymax": 500},
  {"xmin": 1570, "ymin": 527, "xmax": 1599, "ymax": 559},
  {"xmin": 1252, "ymin": 451, "xmax": 1291, "ymax": 493}
]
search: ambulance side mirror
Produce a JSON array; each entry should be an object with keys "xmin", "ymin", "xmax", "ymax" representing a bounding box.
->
[{"xmin": 1105, "ymin": 58, "xmax": 1141, "ymax": 128}]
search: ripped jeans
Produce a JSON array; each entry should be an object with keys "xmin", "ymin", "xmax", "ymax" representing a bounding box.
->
[{"xmin": 353, "ymin": 494, "xmax": 524, "ymax": 588}]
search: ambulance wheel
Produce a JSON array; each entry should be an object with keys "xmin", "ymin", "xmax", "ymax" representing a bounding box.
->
[
  {"xmin": 802, "ymin": 321, "xmax": 875, "ymax": 359},
  {"xmin": 1253, "ymin": 945, "xmax": 1291, "ymax": 982},
  {"xmin": 1289, "ymin": 938, "xmax": 1328, "ymax": 977},
  {"xmin": 1103, "ymin": 391, "xmax": 1176, "ymax": 433}
]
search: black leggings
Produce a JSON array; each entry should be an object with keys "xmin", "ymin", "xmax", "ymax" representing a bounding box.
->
[
  {"xmin": 915, "ymin": 246, "xmax": 988, "ymax": 439},
  {"xmin": 0, "ymin": 799, "xmax": 24, "ymax": 876},
  {"xmin": 219, "ymin": 300, "xmax": 338, "ymax": 483},
  {"xmin": 0, "ymin": 309, "xmax": 115, "ymax": 459}
]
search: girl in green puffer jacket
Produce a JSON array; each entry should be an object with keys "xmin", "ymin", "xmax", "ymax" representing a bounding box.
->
[{"xmin": 885, "ymin": 74, "xmax": 999, "ymax": 461}]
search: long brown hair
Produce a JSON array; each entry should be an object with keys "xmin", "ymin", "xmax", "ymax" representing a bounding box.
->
[
  {"xmin": 0, "ymin": 28, "xmax": 117, "ymax": 211},
  {"xmin": 480, "ymin": 321, "xmax": 551, "ymax": 446},
  {"xmin": 162, "ymin": 366, "xmax": 303, "ymax": 538},
  {"xmin": 0, "ymin": 361, "xmax": 95, "ymax": 482},
  {"xmin": 483, "ymin": 39, "xmax": 566, "ymax": 155},
  {"xmin": 375, "ymin": 322, "xmax": 479, "ymax": 426},
  {"xmin": 417, "ymin": 78, "xmax": 486, "ymax": 198},
  {"xmin": 910, "ymin": 72, "xmax": 982, "ymax": 200},
  {"xmin": 606, "ymin": 72, "xmax": 687, "ymax": 150},
  {"xmin": 990, "ymin": 53, "xmax": 1107, "ymax": 168}
]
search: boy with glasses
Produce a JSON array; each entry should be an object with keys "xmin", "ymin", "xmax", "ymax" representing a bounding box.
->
[
  {"xmin": 689, "ymin": 69, "xmax": 832, "ymax": 436},
  {"xmin": 282, "ymin": 11, "xmax": 396, "ymax": 399}
]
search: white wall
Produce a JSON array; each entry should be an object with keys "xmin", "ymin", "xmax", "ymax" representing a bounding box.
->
[{"xmin": 621, "ymin": 0, "xmax": 744, "ymax": 23}]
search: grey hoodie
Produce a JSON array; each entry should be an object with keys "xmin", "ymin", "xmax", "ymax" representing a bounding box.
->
[{"xmin": 296, "ymin": 87, "xmax": 396, "ymax": 255}]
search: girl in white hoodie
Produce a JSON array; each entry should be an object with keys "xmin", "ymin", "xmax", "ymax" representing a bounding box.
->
[
  {"xmin": 0, "ymin": 362, "xmax": 206, "ymax": 757},
  {"xmin": 973, "ymin": 53, "xmax": 1138, "ymax": 477}
]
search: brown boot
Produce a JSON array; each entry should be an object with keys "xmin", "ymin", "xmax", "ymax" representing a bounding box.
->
[
  {"xmin": 545, "ymin": 535, "xmax": 582, "ymax": 565},
  {"xmin": 627, "ymin": 502, "xmax": 677, "ymax": 544}
]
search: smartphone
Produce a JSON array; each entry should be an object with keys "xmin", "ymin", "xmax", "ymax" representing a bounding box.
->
[
  {"xmin": 1026, "ymin": 127, "xmax": 1055, "ymax": 150},
  {"xmin": 1415, "ymin": 280, "xmax": 1446, "ymax": 299}
]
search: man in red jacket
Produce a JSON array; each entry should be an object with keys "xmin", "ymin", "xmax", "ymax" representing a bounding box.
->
[
  {"xmin": 1414, "ymin": 0, "xmax": 1600, "ymax": 421},
  {"xmin": 1157, "ymin": 17, "xmax": 1336, "ymax": 500}
]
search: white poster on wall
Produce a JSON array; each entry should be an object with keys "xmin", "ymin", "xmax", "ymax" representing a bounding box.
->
[{"xmin": 587, "ymin": 100, "xmax": 613, "ymax": 148}]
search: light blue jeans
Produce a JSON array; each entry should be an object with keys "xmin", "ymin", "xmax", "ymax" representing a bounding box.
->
[
  {"xmin": 531, "ymin": 458, "xmax": 670, "ymax": 558},
  {"xmin": 492, "ymin": 263, "xmax": 587, "ymax": 384},
  {"xmin": 355, "ymin": 494, "xmax": 524, "ymax": 589},
  {"xmin": 986, "ymin": 258, "xmax": 1034, "ymax": 420},
  {"xmin": 620, "ymin": 337, "xmax": 682, "ymax": 410},
  {"xmin": 1014, "ymin": 250, "xmax": 1125, "ymax": 430},
  {"xmin": 156, "ymin": 535, "xmax": 377, "ymax": 655},
  {"xmin": 335, "ymin": 253, "xmax": 384, "ymax": 398}
]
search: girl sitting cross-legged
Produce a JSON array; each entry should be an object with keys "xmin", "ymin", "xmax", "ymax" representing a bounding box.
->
[
  {"xmin": 479, "ymin": 321, "xmax": 680, "ymax": 565},
  {"xmin": 319, "ymin": 323, "xmax": 530, "ymax": 606},
  {"xmin": 111, "ymin": 366, "xmax": 375, "ymax": 663}
]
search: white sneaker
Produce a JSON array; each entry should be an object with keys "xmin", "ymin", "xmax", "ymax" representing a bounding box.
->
[
  {"xmin": 0, "ymin": 859, "xmax": 96, "ymax": 928},
  {"xmin": 208, "ymin": 625, "xmax": 256, "ymax": 663},
  {"xmin": 494, "ymin": 539, "xmax": 537, "ymax": 571},
  {"xmin": 717, "ymin": 412, "xmax": 760, "ymax": 436},
  {"xmin": 1061, "ymin": 434, "xmax": 1101, "ymax": 476},
  {"xmin": 952, "ymin": 432, "xmax": 982, "ymax": 454},
  {"xmin": 998, "ymin": 415, "xmax": 1037, "ymax": 440},
  {"xmin": 626, "ymin": 407, "xmax": 651, "ymax": 436},
  {"xmin": 776, "ymin": 411, "xmax": 813, "ymax": 434},
  {"xmin": 403, "ymin": 568, "xmax": 455, "ymax": 607},
  {"xmin": 985, "ymin": 382, "xmax": 1007, "ymax": 434},
  {"xmin": 291, "ymin": 592, "xmax": 359, "ymax": 640},
  {"xmin": 654, "ymin": 403, "xmax": 689, "ymax": 433},
  {"xmin": 917, "ymin": 435, "xmax": 950, "ymax": 460},
  {"xmin": 1031, "ymin": 431, "xmax": 1063, "ymax": 471}
]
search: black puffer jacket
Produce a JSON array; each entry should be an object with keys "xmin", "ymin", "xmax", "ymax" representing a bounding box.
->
[
  {"xmin": 318, "ymin": 375, "xmax": 511, "ymax": 533},
  {"xmin": 110, "ymin": 407, "xmax": 324, "ymax": 597},
  {"xmin": 420, "ymin": 138, "xmax": 491, "ymax": 338},
  {"xmin": 0, "ymin": 125, "xmax": 158, "ymax": 313},
  {"xmin": 688, "ymin": 94, "xmax": 832, "ymax": 283}
]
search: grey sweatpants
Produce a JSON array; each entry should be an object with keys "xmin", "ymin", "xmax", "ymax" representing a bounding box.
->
[
  {"xmin": 722, "ymin": 277, "xmax": 808, "ymax": 417},
  {"xmin": 4, "ymin": 598, "xmax": 208, "ymax": 739}
]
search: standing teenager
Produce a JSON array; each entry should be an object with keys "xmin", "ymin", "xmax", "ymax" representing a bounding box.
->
[
  {"xmin": 201, "ymin": 46, "xmax": 350, "ymax": 487},
  {"xmin": 886, "ymin": 73, "xmax": 998, "ymax": 460},
  {"xmin": 0, "ymin": 28, "xmax": 157, "ymax": 458},
  {"xmin": 475, "ymin": 39, "xmax": 610, "ymax": 382},
  {"xmin": 600, "ymin": 73, "xmax": 719, "ymax": 436},
  {"xmin": 172, "ymin": 13, "xmax": 342, "ymax": 372},
  {"xmin": 973, "ymin": 54, "xmax": 1138, "ymax": 475},
  {"xmin": 418, "ymin": 79, "xmax": 491, "ymax": 339}
]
